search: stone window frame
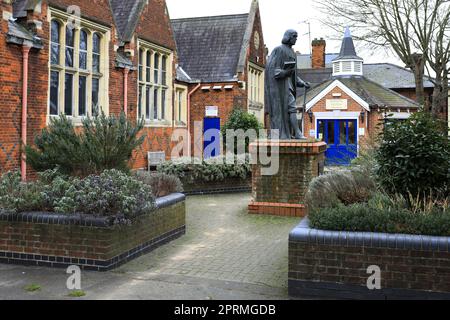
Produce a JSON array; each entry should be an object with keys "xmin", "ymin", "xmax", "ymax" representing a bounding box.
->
[
  {"xmin": 174, "ymin": 85, "xmax": 188, "ymax": 127},
  {"xmin": 137, "ymin": 39, "xmax": 173, "ymax": 127},
  {"xmin": 47, "ymin": 8, "xmax": 110, "ymax": 125},
  {"xmin": 248, "ymin": 63, "xmax": 264, "ymax": 105}
]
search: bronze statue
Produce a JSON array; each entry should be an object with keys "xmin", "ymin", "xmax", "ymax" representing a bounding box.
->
[{"xmin": 265, "ymin": 30, "xmax": 310, "ymax": 140}]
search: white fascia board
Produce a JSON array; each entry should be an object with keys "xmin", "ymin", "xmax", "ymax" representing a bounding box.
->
[{"xmin": 306, "ymin": 79, "xmax": 370, "ymax": 112}]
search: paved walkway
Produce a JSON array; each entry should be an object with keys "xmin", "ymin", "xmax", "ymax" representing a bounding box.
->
[{"xmin": 0, "ymin": 193, "xmax": 301, "ymax": 300}]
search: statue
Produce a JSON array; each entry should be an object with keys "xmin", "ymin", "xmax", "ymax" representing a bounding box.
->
[{"xmin": 265, "ymin": 29, "xmax": 310, "ymax": 140}]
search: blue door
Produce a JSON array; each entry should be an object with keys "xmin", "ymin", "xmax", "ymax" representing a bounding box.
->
[
  {"xmin": 203, "ymin": 117, "xmax": 221, "ymax": 159},
  {"xmin": 317, "ymin": 119, "xmax": 358, "ymax": 166}
]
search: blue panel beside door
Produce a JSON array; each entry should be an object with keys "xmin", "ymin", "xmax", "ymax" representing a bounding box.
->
[
  {"xmin": 203, "ymin": 117, "xmax": 221, "ymax": 159},
  {"xmin": 317, "ymin": 119, "xmax": 358, "ymax": 166}
]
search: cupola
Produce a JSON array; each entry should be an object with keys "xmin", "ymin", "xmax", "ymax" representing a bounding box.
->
[{"xmin": 332, "ymin": 27, "xmax": 364, "ymax": 77}]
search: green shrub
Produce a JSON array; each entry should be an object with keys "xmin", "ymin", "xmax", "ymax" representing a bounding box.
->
[
  {"xmin": 306, "ymin": 169, "xmax": 377, "ymax": 210},
  {"xmin": 53, "ymin": 170, "xmax": 155, "ymax": 218},
  {"xmin": 375, "ymin": 111, "xmax": 450, "ymax": 202},
  {"xmin": 0, "ymin": 170, "xmax": 155, "ymax": 219},
  {"xmin": 157, "ymin": 154, "xmax": 251, "ymax": 183},
  {"xmin": 309, "ymin": 193, "xmax": 450, "ymax": 237},
  {"xmin": 134, "ymin": 171, "xmax": 183, "ymax": 198},
  {"xmin": 0, "ymin": 171, "xmax": 45, "ymax": 213},
  {"xmin": 221, "ymin": 108, "xmax": 263, "ymax": 154},
  {"xmin": 26, "ymin": 112, "xmax": 145, "ymax": 177}
]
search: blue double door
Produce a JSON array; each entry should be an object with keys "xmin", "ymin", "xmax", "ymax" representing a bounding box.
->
[{"xmin": 317, "ymin": 119, "xmax": 358, "ymax": 166}]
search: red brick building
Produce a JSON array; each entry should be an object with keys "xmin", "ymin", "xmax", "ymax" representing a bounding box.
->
[
  {"xmin": 171, "ymin": 0, "xmax": 266, "ymax": 157},
  {"xmin": 0, "ymin": 0, "xmax": 188, "ymax": 179},
  {"xmin": 296, "ymin": 28, "xmax": 420, "ymax": 165}
]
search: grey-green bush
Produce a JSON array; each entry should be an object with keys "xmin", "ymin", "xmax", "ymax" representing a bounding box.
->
[
  {"xmin": 306, "ymin": 169, "xmax": 377, "ymax": 210},
  {"xmin": 134, "ymin": 171, "xmax": 183, "ymax": 198}
]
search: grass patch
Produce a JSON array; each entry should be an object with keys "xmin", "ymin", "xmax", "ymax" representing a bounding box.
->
[
  {"xmin": 68, "ymin": 290, "xmax": 86, "ymax": 298},
  {"xmin": 24, "ymin": 284, "xmax": 41, "ymax": 292}
]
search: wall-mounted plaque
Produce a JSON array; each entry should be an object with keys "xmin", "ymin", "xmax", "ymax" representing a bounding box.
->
[
  {"xmin": 326, "ymin": 99, "xmax": 348, "ymax": 110},
  {"xmin": 205, "ymin": 106, "xmax": 219, "ymax": 117}
]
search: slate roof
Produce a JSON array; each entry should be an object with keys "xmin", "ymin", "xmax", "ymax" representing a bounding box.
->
[
  {"xmin": 12, "ymin": 0, "xmax": 27, "ymax": 18},
  {"xmin": 297, "ymin": 53, "xmax": 339, "ymax": 69},
  {"xmin": 363, "ymin": 63, "xmax": 435, "ymax": 89},
  {"xmin": 298, "ymin": 63, "xmax": 436, "ymax": 91},
  {"xmin": 299, "ymin": 77, "xmax": 421, "ymax": 109},
  {"xmin": 333, "ymin": 27, "xmax": 363, "ymax": 61},
  {"xmin": 109, "ymin": 0, "xmax": 146, "ymax": 42},
  {"xmin": 171, "ymin": 14, "xmax": 250, "ymax": 83}
]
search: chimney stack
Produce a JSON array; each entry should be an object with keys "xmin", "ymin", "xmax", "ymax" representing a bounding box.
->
[{"xmin": 312, "ymin": 38, "xmax": 326, "ymax": 69}]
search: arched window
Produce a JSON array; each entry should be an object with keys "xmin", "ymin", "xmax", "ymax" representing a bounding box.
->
[
  {"xmin": 92, "ymin": 33, "xmax": 101, "ymax": 73},
  {"xmin": 51, "ymin": 20, "xmax": 61, "ymax": 65},
  {"xmin": 138, "ymin": 49, "xmax": 144, "ymax": 81},
  {"xmin": 79, "ymin": 30, "xmax": 88, "ymax": 70},
  {"xmin": 65, "ymin": 25, "xmax": 75, "ymax": 67},
  {"xmin": 161, "ymin": 55, "xmax": 167, "ymax": 85},
  {"xmin": 146, "ymin": 51, "xmax": 151, "ymax": 82},
  {"xmin": 154, "ymin": 53, "xmax": 160, "ymax": 84}
]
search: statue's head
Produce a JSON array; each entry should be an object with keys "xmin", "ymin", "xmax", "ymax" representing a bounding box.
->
[{"xmin": 282, "ymin": 29, "xmax": 298, "ymax": 47}]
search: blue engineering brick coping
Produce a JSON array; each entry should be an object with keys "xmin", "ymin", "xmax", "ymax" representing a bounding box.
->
[
  {"xmin": 290, "ymin": 218, "xmax": 450, "ymax": 253},
  {"xmin": 0, "ymin": 193, "xmax": 186, "ymax": 271}
]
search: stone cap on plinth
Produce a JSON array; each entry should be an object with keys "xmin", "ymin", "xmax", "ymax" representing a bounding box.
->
[{"xmin": 250, "ymin": 140, "xmax": 327, "ymax": 155}]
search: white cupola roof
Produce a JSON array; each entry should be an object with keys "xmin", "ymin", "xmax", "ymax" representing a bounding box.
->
[{"xmin": 332, "ymin": 27, "xmax": 364, "ymax": 77}]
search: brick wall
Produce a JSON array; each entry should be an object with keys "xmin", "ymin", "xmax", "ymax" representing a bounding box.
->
[
  {"xmin": 0, "ymin": 1, "xmax": 49, "ymax": 176},
  {"xmin": 0, "ymin": 0, "xmax": 180, "ymax": 175},
  {"xmin": 0, "ymin": 195, "xmax": 186, "ymax": 271},
  {"xmin": 188, "ymin": 83, "xmax": 247, "ymax": 157},
  {"xmin": 311, "ymin": 38, "xmax": 326, "ymax": 69},
  {"xmin": 289, "ymin": 219, "xmax": 450, "ymax": 299}
]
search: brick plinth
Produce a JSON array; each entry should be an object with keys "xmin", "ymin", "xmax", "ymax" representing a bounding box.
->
[
  {"xmin": 248, "ymin": 140, "xmax": 327, "ymax": 217},
  {"xmin": 249, "ymin": 202, "xmax": 306, "ymax": 217}
]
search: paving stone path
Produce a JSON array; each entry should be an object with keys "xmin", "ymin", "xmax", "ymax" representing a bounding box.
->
[
  {"xmin": 118, "ymin": 193, "xmax": 301, "ymax": 288},
  {"xmin": 0, "ymin": 193, "xmax": 302, "ymax": 300}
]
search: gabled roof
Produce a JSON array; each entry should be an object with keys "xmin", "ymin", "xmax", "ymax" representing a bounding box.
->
[
  {"xmin": 171, "ymin": 14, "xmax": 249, "ymax": 83},
  {"xmin": 299, "ymin": 77, "xmax": 421, "ymax": 110},
  {"xmin": 109, "ymin": 0, "xmax": 146, "ymax": 42},
  {"xmin": 171, "ymin": 0, "xmax": 261, "ymax": 83}
]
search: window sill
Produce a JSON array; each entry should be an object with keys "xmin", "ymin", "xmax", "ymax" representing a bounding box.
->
[{"xmin": 144, "ymin": 120, "xmax": 172, "ymax": 128}]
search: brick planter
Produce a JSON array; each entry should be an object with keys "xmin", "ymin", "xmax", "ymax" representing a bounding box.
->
[
  {"xmin": 249, "ymin": 140, "xmax": 326, "ymax": 217},
  {"xmin": 182, "ymin": 177, "xmax": 251, "ymax": 195},
  {"xmin": 0, "ymin": 193, "xmax": 186, "ymax": 271},
  {"xmin": 289, "ymin": 219, "xmax": 450, "ymax": 300}
]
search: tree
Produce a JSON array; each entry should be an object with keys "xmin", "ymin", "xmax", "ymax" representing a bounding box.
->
[{"xmin": 316, "ymin": 0, "xmax": 450, "ymax": 116}]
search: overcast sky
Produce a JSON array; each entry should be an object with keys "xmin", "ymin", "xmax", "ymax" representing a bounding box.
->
[{"xmin": 166, "ymin": 0, "xmax": 403, "ymax": 65}]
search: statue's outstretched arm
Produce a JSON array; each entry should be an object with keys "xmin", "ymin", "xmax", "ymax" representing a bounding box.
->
[{"xmin": 296, "ymin": 76, "xmax": 311, "ymax": 89}]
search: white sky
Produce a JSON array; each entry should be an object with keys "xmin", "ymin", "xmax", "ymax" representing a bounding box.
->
[{"xmin": 166, "ymin": 0, "xmax": 403, "ymax": 65}]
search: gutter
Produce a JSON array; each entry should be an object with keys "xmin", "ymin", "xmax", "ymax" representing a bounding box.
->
[{"xmin": 187, "ymin": 82, "xmax": 202, "ymax": 157}]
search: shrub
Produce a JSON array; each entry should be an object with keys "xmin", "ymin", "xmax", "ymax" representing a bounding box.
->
[
  {"xmin": 134, "ymin": 171, "xmax": 183, "ymax": 198},
  {"xmin": 26, "ymin": 112, "xmax": 145, "ymax": 177},
  {"xmin": 157, "ymin": 154, "xmax": 251, "ymax": 183},
  {"xmin": 53, "ymin": 170, "xmax": 155, "ymax": 218},
  {"xmin": 0, "ymin": 170, "xmax": 155, "ymax": 219},
  {"xmin": 375, "ymin": 111, "xmax": 450, "ymax": 202},
  {"xmin": 0, "ymin": 171, "xmax": 45, "ymax": 213},
  {"xmin": 306, "ymin": 169, "xmax": 377, "ymax": 210},
  {"xmin": 309, "ymin": 193, "xmax": 450, "ymax": 237},
  {"xmin": 221, "ymin": 108, "xmax": 263, "ymax": 154}
]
